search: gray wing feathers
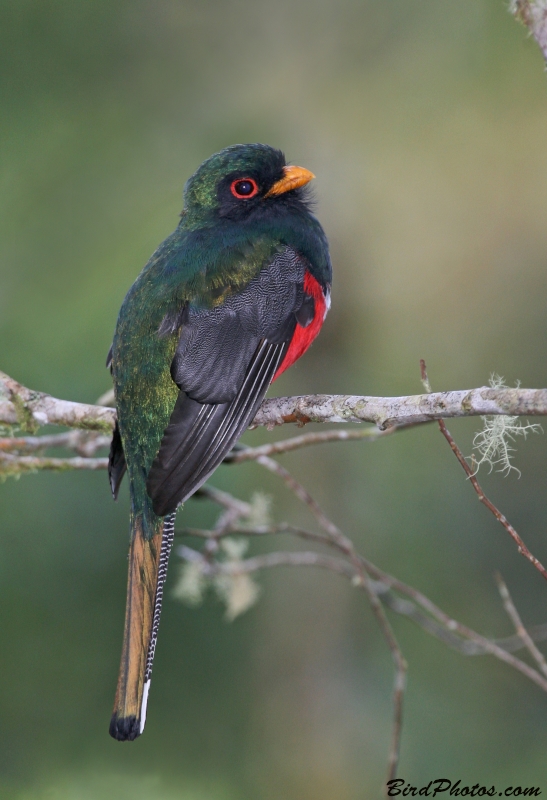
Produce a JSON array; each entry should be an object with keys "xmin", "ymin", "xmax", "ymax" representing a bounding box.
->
[
  {"xmin": 146, "ymin": 247, "xmax": 310, "ymax": 515},
  {"xmin": 147, "ymin": 340, "xmax": 286, "ymax": 515},
  {"xmin": 170, "ymin": 247, "xmax": 306, "ymax": 404}
]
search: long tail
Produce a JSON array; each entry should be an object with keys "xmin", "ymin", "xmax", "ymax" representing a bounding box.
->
[{"xmin": 109, "ymin": 511, "xmax": 176, "ymax": 741}]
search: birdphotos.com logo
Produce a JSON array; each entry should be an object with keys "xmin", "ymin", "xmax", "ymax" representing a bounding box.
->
[{"xmin": 386, "ymin": 779, "xmax": 542, "ymax": 797}]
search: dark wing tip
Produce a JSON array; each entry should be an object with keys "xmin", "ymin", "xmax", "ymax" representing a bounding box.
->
[
  {"xmin": 147, "ymin": 341, "xmax": 286, "ymax": 516},
  {"xmin": 108, "ymin": 421, "xmax": 127, "ymax": 500},
  {"xmin": 151, "ymin": 496, "xmax": 174, "ymax": 518},
  {"xmin": 109, "ymin": 713, "xmax": 141, "ymax": 741},
  {"xmin": 106, "ymin": 344, "xmax": 113, "ymax": 371}
]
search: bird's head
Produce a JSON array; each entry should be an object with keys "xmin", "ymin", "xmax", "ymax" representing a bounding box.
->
[{"xmin": 182, "ymin": 143, "xmax": 315, "ymax": 224}]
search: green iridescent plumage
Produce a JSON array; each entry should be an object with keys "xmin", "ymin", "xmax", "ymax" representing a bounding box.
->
[
  {"xmin": 109, "ymin": 143, "xmax": 332, "ymax": 741},
  {"xmin": 111, "ymin": 144, "xmax": 329, "ymax": 539}
]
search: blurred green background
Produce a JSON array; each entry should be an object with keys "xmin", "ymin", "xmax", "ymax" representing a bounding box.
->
[{"xmin": 2, "ymin": 1, "xmax": 547, "ymax": 797}]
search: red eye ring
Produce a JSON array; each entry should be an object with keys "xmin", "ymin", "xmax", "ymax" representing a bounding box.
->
[{"xmin": 230, "ymin": 177, "xmax": 259, "ymax": 199}]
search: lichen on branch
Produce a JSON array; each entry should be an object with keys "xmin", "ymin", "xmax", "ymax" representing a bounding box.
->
[
  {"xmin": 511, "ymin": 0, "xmax": 547, "ymax": 62},
  {"xmin": 3, "ymin": 370, "xmax": 547, "ymax": 437}
]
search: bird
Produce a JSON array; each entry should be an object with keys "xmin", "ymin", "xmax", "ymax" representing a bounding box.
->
[{"xmin": 107, "ymin": 143, "xmax": 332, "ymax": 741}]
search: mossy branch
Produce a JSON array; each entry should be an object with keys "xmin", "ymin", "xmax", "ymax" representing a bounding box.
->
[
  {"xmin": 0, "ymin": 371, "xmax": 115, "ymax": 433},
  {"xmin": 2, "ymin": 370, "xmax": 547, "ymax": 436}
]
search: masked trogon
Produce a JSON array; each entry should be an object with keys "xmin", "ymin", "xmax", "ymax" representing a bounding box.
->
[{"xmin": 107, "ymin": 143, "xmax": 332, "ymax": 740}]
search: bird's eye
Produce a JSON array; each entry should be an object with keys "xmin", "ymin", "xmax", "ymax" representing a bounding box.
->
[{"xmin": 230, "ymin": 178, "xmax": 259, "ymax": 199}]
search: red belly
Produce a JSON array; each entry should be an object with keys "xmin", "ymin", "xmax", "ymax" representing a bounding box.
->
[{"xmin": 273, "ymin": 271, "xmax": 327, "ymax": 381}]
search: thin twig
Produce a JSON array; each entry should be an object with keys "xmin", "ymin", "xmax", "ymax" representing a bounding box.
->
[
  {"xmin": 191, "ymin": 485, "xmax": 254, "ymax": 560},
  {"xmin": 176, "ymin": 539, "xmax": 547, "ymax": 693},
  {"xmin": 192, "ymin": 483, "xmax": 251, "ymax": 518},
  {"xmin": 255, "ymin": 455, "xmax": 349, "ymax": 543},
  {"xmin": 375, "ymin": 584, "xmax": 547, "ymax": 657},
  {"xmin": 177, "ymin": 544, "xmax": 355, "ymax": 579},
  {"xmin": 0, "ymin": 454, "xmax": 109, "ymax": 474},
  {"xmin": 254, "ymin": 454, "xmax": 406, "ymax": 786},
  {"xmin": 438, "ymin": 419, "xmax": 547, "ymax": 582},
  {"xmin": 178, "ymin": 518, "xmax": 547, "ymax": 670},
  {"xmin": 0, "ymin": 427, "xmax": 393, "ymax": 476},
  {"xmin": 178, "ymin": 522, "xmax": 326, "ymax": 541},
  {"xmin": 496, "ymin": 573, "xmax": 547, "ymax": 678},
  {"xmin": 0, "ymin": 431, "xmax": 110, "ymax": 455},
  {"xmin": 227, "ymin": 426, "xmax": 395, "ymax": 463},
  {"xmin": 179, "ymin": 516, "xmax": 482, "ymax": 638},
  {"xmin": 178, "ymin": 514, "xmax": 547, "ymax": 683},
  {"xmin": 95, "ymin": 387, "xmax": 115, "ymax": 407},
  {"xmin": 419, "ymin": 360, "xmax": 547, "ymax": 583},
  {"xmin": 179, "ymin": 523, "xmax": 547, "ymax": 661}
]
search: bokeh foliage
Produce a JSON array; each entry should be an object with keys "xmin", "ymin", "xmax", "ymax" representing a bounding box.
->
[{"xmin": 2, "ymin": 1, "xmax": 547, "ymax": 797}]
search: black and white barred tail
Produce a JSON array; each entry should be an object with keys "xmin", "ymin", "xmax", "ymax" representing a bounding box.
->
[
  {"xmin": 140, "ymin": 512, "xmax": 175, "ymax": 733},
  {"xmin": 109, "ymin": 511, "xmax": 176, "ymax": 741}
]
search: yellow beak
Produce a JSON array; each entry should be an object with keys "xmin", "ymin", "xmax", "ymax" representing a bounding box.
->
[{"xmin": 264, "ymin": 165, "xmax": 315, "ymax": 197}]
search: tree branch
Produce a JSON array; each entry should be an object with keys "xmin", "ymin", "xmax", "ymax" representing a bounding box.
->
[
  {"xmin": 180, "ymin": 517, "xmax": 547, "ymax": 662},
  {"xmin": 0, "ymin": 454, "xmax": 108, "ymax": 477},
  {"xmin": 3, "ymin": 370, "xmax": 547, "ymax": 434},
  {"xmin": 176, "ymin": 541, "xmax": 547, "ymax": 695},
  {"xmin": 511, "ymin": 0, "xmax": 547, "ymax": 62},
  {"xmin": 495, "ymin": 573, "xmax": 547, "ymax": 678},
  {"xmin": 0, "ymin": 371, "xmax": 115, "ymax": 433},
  {"xmin": 253, "ymin": 386, "xmax": 547, "ymax": 428},
  {"xmin": 0, "ymin": 431, "xmax": 111, "ymax": 455},
  {"xmin": 5, "ymin": 364, "xmax": 547, "ymax": 786}
]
